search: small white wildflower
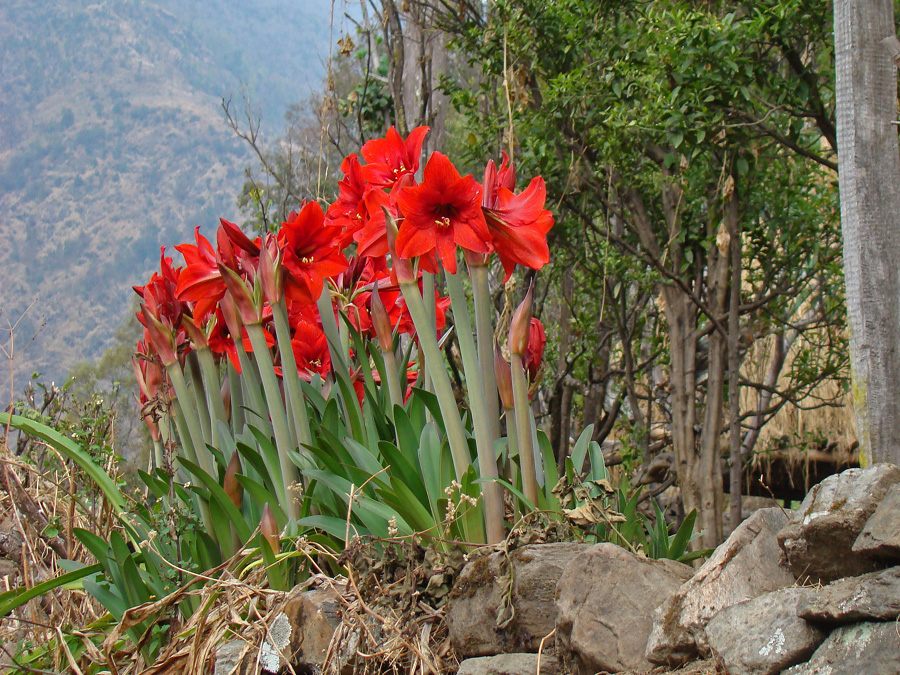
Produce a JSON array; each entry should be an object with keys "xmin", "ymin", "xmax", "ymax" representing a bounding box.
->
[{"xmin": 387, "ymin": 516, "xmax": 399, "ymax": 538}]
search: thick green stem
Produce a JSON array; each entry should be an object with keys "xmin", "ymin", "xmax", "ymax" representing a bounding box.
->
[
  {"xmin": 398, "ymin": 279, "xmax": 471, "ymax": 480},
  {"xmin": 382, "ymin": 346, "xmax": 405, "ymax": 410},
  {"xmin": 245, "ymin": 323, "xmax": 299, "ymax": 521},
  {"xmin": 503, "ymin": 407, "xmax": 519, "ymax": 481},
  {"xmin": 316, "ymin": 287, "xmax": 365, "ymax": 440},
  {"xmin": 317, "ymin": 287, "xmax": 348, "ymax": 372},
  {"xmin": 510, "ymin": 353, "xmax": 539, "ymax": 505},
  {"xmin": 235, "ymin": 342, "xmax": 271, "ymax": 435},
  {"xmin": 445, "ymin": 272, "xmax": 505, "ymax": 544},
  {"xmin": 166, "ymin": 362, "xmax": 214, "ymax": 478},
  {"xmin": 272, "ymin": 299, "xmax": 313, "ymax": 457},
  {"xmin": 227, "ymin": 360, "xmax": 245, "ymax": 433},
  {"xmin": 197, "ymin": 346, "xmax": 228, "ymax": 449},
  {"xmin": 186, "ymin": 352, "xmax": 211, "ymax": 445},
  {"xmin": 469, "ymin": 263, "xmax": 501, "ymax": 442},
  {"xmin": 422, "ymin": 271, "xmax": 436, "ymax": 397},
  {"xmin": 172, "ymin": 398, "xmax": 216, "ymax": 539}
]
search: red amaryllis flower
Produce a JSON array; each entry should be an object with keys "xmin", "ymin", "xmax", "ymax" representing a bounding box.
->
[
  {"xmin": 174, "ymin": 228, "xmax": 223, "ymax": 321},
  {"xmin": 351, "ymin": 173, "xmax": 420, "ymax": 262},
  {"xmin": 279, "ymin": 201, "xmax": 349, "ymax": 305},
  {"xmin": 219, "ymin": 217, "xmax": 260, "ymax": 256},
  {"xmin": 482, "ymin": 157, "xmax": 554, "ymax": 282},
  {"xmin": 395, "ymin": 152, "xmax": 492, "ymax": 274},
  {"xmin": 135, "ymin": 250, "xmax": 187, "ymax": 365},
  {"xmin": 326, "ymin": 153, "xmax": 369, "ymax": 248},
  {"xmin": 290, "ymin": 317, "xmax": 331, "ymax": 381},
  {"xmin": 361, "ymin": 126, "xmax": 429, "ymax": 189},
  {"xmin": 523, "ymin": 318, "xmax": 546, "ymax": 382}
]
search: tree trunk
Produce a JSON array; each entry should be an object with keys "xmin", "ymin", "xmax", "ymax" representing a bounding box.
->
[
  {"xmin": 834, "ymin": 0, "xmax": 900, "ymax": 464},
  {"xmin": 382, "ymin": 0, "xmax": 450, "ymax": 150},
  {"xmin": 663, "ymin": 288, "xmax": 706, "ymax": 542},
  {"xmin": 726, "ymin": 180, "xmax": 743, "ymax": 533}
]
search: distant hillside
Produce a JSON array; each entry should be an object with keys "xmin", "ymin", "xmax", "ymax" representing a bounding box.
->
[{"xmin": 0, "ymin": 0, "xmax": 334, "ymax": 390}]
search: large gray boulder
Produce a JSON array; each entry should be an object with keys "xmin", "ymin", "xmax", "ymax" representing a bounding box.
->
[
  {"xmin": 854, "ymin": 482, "xmax": 900, "ymax": 560},
  {"xmin": 447, "ymin": 543, "xmax": 589, "ymax": 657},
  {"xmin": 797, "ymin": 566, "xmax": 900, "ymax": 624},
  {"xmin": 776, "ymin": 464, "xmax": 900, "ymax": 583},
  {"xmin": 783, "ymin": 622, "xmax": 900, "ymax": 675},
  {"xmin": 555, "ymin": 543, "xmax": 692, "ymax": 674},
  {"xmin": 456, "ymin": 653, "xmax": 560, "ymax": 675},
  {"xmin": 705, "ymin": 587, "xmax": 826, "ymax": 675},
  {"xmin": 646, "ymin": 508, "xmax": 794, "ymax": 666}
]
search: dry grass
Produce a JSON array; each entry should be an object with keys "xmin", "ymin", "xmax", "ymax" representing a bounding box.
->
[
  {"xmin": 0, "ymin": 432, "xmax": 117, "ymax": 672},
  {"xmin": 741, "ymin": 332, "xmax": 856, "ymax": 459}
]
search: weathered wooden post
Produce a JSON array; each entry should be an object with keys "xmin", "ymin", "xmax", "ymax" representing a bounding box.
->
[{"xmin": 834, "ymin": 0, "xmax": 900, "ymax": 464}]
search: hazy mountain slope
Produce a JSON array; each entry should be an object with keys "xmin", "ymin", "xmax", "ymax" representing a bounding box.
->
[{"xmin": 0, "ymin": 0, "xmax": 332, "ymax": 389}]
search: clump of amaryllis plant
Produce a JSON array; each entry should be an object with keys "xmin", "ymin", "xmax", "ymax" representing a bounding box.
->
[{"xmin": 131, "ymin": 123, "xmax": 558, "ymax": 552}]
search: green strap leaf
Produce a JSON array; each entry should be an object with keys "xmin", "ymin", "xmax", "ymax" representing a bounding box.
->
[
  {"xmin": 0, "ymin": 413, "xmax": 125, "ymax": 513},
  {"xmin": 0, "ymin": 564, "xmax": 103, "ymax": 618}
]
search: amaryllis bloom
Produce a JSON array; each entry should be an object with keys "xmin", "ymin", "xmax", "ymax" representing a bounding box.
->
[
  {"xmin": 279, "ymin": 201, "xmax": 349, "ymax": 305},
  {"xmin": 482, "ymin": 156, "xmax": 554, "ymax": 281},
  {"xmin": 326, "ymin": 154, "xmax": 369, "ymax": 248},
  {"xmin": 360, "ymin": 126, "xmax": 429, "ymax": 189},
  {"xmin": 523, "ymin": 318, "xmax": 546, "ymax": 382},
  {"xmin": 289, "ymin": 318, "xmax": 331, "ymax": 381},
  {"xmin": 175, "ymin": 220, "xmax": 263, "ymax": 322},
  {"xmin": 175, "ymin": 228, "xmax": 222, "ymax": 321},
  {"xmin": 395, "ymin": 152, "xmax": 492, "ymax": 274},
  {"xmin": 135, "ymin": 250, "xmax": 187, "ymax": 365},
  {"xmin": 352, "ymin": 186, "xmax": 392, "ymax": 259}
]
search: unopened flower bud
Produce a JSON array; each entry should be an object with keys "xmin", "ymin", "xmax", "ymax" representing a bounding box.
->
[
  {"xmin": 524, "ymin": 318, "xmax": 546, "ymax": 382},
  {"xmin": 509, "ymin": 283, "xmax": 534, "ymax": 356},
  {"xmin": 494, "ymin": 341, "xmax": 514, "ymax": 410},
  {"xmin": 259, "ymin": 233, "xmax": 283, "ymax": 304},
  {"xmin": 260, "ymin": 503, "xmax": 280, "ymax": 555},
  {"xmin": 224, "ymin": 450, "xmax": 243, "ymax": 509},
  {"xmin": 218, "ymin": 258, "xmax": 259, "ymax": 325},
  {"xmin": 181, "ymin": 314, "xmax": 208, "ymax": 349},
  {"xmin": 220, "ymin": 378, "xmax": 232, "ymax": 422},
  {"xmin": 370, "ymin": 278, "xmax": 393, "ymax": 352},
  {"xmin": 219, "ymin": 292, "xmax": 244, "ymax": 339}
]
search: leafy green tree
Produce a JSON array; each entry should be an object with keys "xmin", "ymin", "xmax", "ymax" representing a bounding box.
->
[{"xmin": 446, "ymin": 0, "xmax": 846, "ymax": 546}]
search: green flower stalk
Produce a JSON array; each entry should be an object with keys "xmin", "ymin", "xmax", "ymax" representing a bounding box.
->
[
  {"xmin": 245, "ymin": 321, "xmax": 299, "ymax": 521},
  {"xmin": 445, "ymin": 270, "xmax": 505, "ymax": 544},
  {"xmin": 371, "ymin": 278, "xmax": 404, "ymax": 410},
  {"xmin": 387, "ymin": 215, "xmax": 472, "ymax": 481},
  {"xmin": 271, "ymin": 297, "xmax": 313, "ymax": 456},
  {"xmin": 468, "ymin": 258, "xmax": 501, "ymax": 442},
  {"xmin": 494, "ymin": 341, "xmax": 519, "ymax": 478},
  {"xmin": 509, "ymin": 285, "xmax": 539, "ymax": 505}
]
